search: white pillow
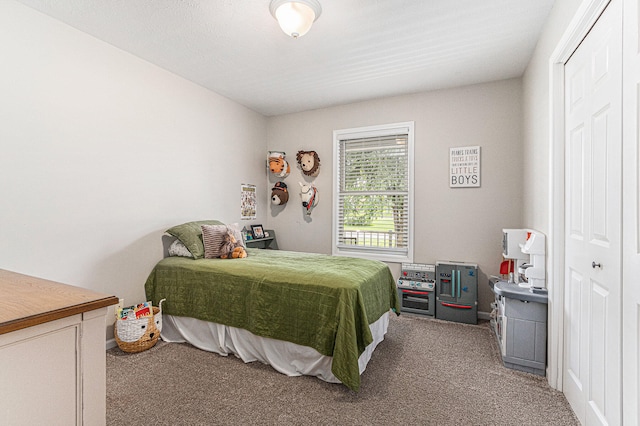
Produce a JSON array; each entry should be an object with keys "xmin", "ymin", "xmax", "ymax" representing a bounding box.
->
[{"xmin": 168, "ymin": 239, "xmax": 193, "ymax": 258}]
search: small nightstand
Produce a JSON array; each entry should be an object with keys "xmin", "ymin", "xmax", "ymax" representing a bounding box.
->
[{"xmin": 245, "ymin": 229, "xmax": 279, "ymax": 249}]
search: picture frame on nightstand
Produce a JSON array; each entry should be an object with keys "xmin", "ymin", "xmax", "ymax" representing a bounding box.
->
[{"xmin": 251, "ymin": 224, "xmax": 265, "ymax": 239}]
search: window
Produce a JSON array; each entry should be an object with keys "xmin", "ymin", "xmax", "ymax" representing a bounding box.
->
[{"xmin": 332, "ymin": 122, "xmax": 414, "ymax": 262}]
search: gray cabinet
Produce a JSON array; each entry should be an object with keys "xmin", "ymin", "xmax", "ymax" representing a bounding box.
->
[{"xmin": 491, "ymin": 279, "xmax": 548, "ymax": 376}]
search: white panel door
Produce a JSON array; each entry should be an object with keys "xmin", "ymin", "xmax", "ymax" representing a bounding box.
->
[
  {"xmin": 563, "ymin": 1, "xmax": 622, "ymax": 424},
  {"xmin": 622, "ymin": 0, "xmax": 640, "ymax": 423}
]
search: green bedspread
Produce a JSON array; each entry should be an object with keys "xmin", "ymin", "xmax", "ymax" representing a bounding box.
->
[{"xmin": 144, "ymin": 248, "xmax": 400, "ymax": 391}]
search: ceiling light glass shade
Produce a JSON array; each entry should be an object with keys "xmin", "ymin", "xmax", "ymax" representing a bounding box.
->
[{"xmin": 269, "ymin": 0, "xmax": 322, "ymax": 38}]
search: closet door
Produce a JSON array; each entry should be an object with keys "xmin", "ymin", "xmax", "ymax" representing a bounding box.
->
[
  {"xmin": 623, "ymin": 0, "xmax": 640, "ymax": 423},
  {"xmin": 563, "ymin": 0, "xmax": 622, "ymax": 424}
]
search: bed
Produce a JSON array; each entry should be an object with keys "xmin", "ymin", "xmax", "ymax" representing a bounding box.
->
[{"xmin": 144, "ymin": 222, "xmax": 400, "ymax": 391}]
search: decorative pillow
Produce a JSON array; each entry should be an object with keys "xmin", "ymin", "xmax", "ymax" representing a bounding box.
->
[
  {"xmin": 227, "ymin": 223, "xmax": 246, "ymax": 248},
  {"xmin": 201, "ymin": 225, "xmax": 228, "ymax": 259},
  {"xmin": 201, "ymin": 224, "xmax": 246, "ymax": 259},
  {"xmin": 166, "ymin": 220, "xmax": 224, "ymax": 259},
  {"xmin": 168, "ymin": 239, "xmax": 193, "ymax": 258}
]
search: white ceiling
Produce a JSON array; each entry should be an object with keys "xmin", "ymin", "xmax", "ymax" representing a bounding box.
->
[{"xmin": 15, "ymin": 0, "xmax": 555, "ymax": 116}]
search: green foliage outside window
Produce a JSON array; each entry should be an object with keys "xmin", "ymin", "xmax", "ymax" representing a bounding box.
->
[{"xmin": 341, "ymin": 140, "xmax": 407, "ymax": 247}]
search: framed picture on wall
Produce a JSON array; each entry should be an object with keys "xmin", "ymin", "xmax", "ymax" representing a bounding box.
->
[{"xmin": 251, "ymin": 224, "xmax": 265, "ymax": 239}]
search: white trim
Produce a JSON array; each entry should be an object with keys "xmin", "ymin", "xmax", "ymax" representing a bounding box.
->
[
  {"xmin": 548, "ymin": 0, "xmax": 611, "ymax": 391},
  {"xmin": 477, "ymin": 311, "xmax": 491, "ymax": 321},
  {"xmin": 332, "ymin": 121, "xmax": 415, "ymax": 263}
]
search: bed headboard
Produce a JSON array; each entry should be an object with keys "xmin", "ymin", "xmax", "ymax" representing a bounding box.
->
[{"xmin": 162, "ymin": 234, "xmax": 177, "ymax": 258}]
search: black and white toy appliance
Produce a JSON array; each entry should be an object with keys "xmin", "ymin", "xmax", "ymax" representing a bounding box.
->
[{"xmin": 397, "ymin": 263, "xmax": 436, "ymax": 316}]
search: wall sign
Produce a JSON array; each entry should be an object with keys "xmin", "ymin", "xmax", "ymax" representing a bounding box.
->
[{"xmin": 450, "ymin": 146, "xmax": 480, "ymax": 188}]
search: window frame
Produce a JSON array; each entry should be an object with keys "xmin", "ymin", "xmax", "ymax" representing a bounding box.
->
[{"xmin": 332, "ymin": 121, "xmax": 414, "ymax": 263}]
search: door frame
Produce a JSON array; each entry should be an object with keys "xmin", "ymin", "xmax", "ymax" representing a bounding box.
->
[{"xmin": 548, "ymin": 0, "xmax": 611, "ymax": 391}]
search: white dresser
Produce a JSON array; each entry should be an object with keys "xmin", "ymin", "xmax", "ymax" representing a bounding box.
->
[{"xmin": 0, "ymin": 269, "xmax": 118, "ymax": 426}]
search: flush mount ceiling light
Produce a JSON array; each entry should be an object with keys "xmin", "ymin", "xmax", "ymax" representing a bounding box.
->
[{"xmin": 269, "ymin": 0, "xmax": 322, "ymax": 39}]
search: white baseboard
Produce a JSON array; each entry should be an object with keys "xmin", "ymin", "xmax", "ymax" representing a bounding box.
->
[
  {"xmin": 477, "ymin": 311, "xmax": 491, "ymax": 321},
  {"xmin": 106, "ymin": 338, "xmax": 117, "ymax": 350}
]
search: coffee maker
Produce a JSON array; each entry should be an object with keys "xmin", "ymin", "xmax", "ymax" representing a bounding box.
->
[
  {"xmin": 519, "ymin": 230, "xmax": 545, "ymax": 289},
  {"xmin": 502, "ymin": 229, "xmax": 530, "ymax": 286},
  {"xmin": 502, "ymin": 229, "xmax": 546, "ymax": 288}
]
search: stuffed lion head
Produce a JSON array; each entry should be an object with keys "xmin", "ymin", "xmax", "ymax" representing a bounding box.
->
[{"xmin": 296, "ymin": 150, "xmax": 320, "ymax": 177}]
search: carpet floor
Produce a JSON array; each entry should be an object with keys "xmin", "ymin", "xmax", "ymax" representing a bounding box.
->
[{"xmin": 106, "ymin": 314, "xmax": 578, "ymax": 425}]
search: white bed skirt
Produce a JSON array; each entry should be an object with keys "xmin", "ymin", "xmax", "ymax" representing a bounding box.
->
[{"xmin": 161, "ymin": 312, "xmax": 390, "ymax": 384}]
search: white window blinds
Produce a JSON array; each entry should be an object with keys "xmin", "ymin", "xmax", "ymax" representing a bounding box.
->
[{"xmin": 333, "ymin": 122, "xmax": 414, "ymax": 262}]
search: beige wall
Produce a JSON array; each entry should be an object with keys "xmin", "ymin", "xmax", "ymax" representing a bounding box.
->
[
  {"xmin": 522, "ymin": 0, "xmax": 583, "ymax": 233},
  {"xmin": 266, "ymin": 78, "xmax": 524, "ymax": 313},
  {"xmin": 0, "ymin": 1, "xmax": 267, "ymax": 337}
]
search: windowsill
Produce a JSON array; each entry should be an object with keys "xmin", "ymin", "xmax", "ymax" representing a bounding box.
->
[{"xmin": 332, "ymin": 247, "xmax": 412, "ymax": 264}]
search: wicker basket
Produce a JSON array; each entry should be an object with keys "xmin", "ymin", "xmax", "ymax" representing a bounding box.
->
[{"xmin": 114, "ymin": 299, "xmax": 165, "ymax": 353}]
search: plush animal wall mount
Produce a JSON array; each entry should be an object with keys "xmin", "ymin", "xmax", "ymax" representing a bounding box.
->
[
  {"xmin": 271, "ymin": 181, "xmax": 289, "ymax": 205},
  {"xmin": 268, "ymin": 151, "xmax": 290, "ymax": 178},
  {"xmin": 299, "ymin": 182, "xmax": 319, "ymax": 216},
  {"xmin": 296, "ymin": 150, "xmax": 320, "ymax": 177}
]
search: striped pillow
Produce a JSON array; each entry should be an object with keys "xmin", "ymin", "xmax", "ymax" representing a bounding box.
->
[{"xmin": 202, "ymin": 224, "xmax": 245, "ymax": 259}]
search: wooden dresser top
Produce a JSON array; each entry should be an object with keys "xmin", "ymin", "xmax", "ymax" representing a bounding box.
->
[{"xmin": 0, "ymin": 269, "xmax": 119, "ymax": 335}]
